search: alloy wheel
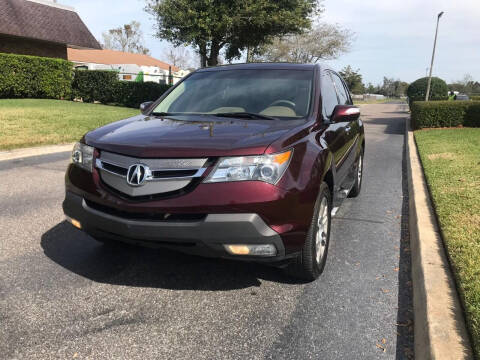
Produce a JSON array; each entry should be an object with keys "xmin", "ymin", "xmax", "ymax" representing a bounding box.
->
[
  {"xmin": 315, "ymin": 197, "xmax": 329, "ymax": 263},
  {"xmin": 357, "ymin": 155, "xmax": 363, "ymax": 184}
]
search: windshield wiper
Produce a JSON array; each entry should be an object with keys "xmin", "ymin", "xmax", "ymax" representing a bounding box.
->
[
  {"xmin": 151, "ymin": 112, "xmax": 175, "ymax": 117},
  {"xmin": 211, "ymin": 112, "xmax": 277, "ymax": 120},
  {"xmin": 151, "ymin": 112, "xmax": 210, "ymax": 117}
]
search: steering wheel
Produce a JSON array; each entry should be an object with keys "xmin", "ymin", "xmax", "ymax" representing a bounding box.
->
[{"xmin": 268, "ymin": 100, "xmax": 296, "ymax": 110}]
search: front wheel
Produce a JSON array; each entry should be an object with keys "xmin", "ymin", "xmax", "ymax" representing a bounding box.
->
[{"xmin": 285, "ymin": 182, "xmax": 332, "ymax": 281}]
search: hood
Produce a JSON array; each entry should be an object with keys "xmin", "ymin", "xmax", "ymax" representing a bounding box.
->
[{"xmin": 85, "ymin": 114, "xmax": 302, "ymax": 158}]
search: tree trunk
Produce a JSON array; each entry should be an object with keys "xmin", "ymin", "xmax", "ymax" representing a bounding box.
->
[
  {"xmin": 207, "ymin": 41, "xmax": 220, "ymax": 67},
  {"xmin": 198, "ymin": 43, "xmax": 207, "ymax": 68},
  {"xmin": 200, "ymin": 55, "xmax": 207, "ymax": 68}
]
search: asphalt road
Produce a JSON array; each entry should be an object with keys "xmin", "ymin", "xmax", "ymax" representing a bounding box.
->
[{"xmin": 0, "ymin": 103, "xmax": 413, "ymax": 359}]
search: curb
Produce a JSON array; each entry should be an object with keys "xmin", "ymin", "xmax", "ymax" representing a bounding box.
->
[
  {"xmin": 406, "ymin": 119, "xmax": 473, "ymax": 359},
  {"xmin": 0, "ymin": 143, "xmax": 74, "ymax": 162}
]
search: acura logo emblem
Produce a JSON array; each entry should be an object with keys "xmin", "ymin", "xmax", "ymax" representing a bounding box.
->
[{"xmin": 127, "ymin": 164, "xmax": 148, "ymax": 186}]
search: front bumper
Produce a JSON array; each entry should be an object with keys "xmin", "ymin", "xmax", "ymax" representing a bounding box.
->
[{"xmin": 63, "ymin": 191, "xmax": 292, "ymax": 262}]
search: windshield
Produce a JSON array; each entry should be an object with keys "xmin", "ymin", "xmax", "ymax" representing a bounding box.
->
[{"xmin": 153, "ymin": 69, "xmax": 314, "ymax": 119}]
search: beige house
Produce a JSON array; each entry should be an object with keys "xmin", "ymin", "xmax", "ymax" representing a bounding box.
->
[{"xmin": 67, "ymin": 48, "xmax": 188, "ymax": 84}]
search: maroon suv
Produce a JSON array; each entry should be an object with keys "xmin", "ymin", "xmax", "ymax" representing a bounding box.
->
[{"xmin": 63, "ymin": 63, "xmax": 365, "ymax": 280}]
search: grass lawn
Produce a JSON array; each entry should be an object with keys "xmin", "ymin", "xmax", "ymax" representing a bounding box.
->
[
  {"xmin": 0, "ymin": 99, "xmax": 139, "ymax": 150},
  {"xmin": 415, "ymin": 128, "xmax": 480, "ymax": 356}
]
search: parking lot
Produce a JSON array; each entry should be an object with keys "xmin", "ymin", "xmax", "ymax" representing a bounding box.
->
[{"xmin": 0, "ymin": 103, "xmax": 413, "ymax": 359}]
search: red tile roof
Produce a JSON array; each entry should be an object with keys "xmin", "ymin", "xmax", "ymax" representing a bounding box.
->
[
  {"xmin": 0, "ymin": 0, "xmax": 101, "ymax": 49},
  {"xmin": 67, "ymin": 48, "xmax": 179, "ymax": 72}
]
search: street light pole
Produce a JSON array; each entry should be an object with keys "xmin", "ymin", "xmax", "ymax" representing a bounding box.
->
[{"xmin": 425, "ymin": 11, "xmax": 444, "ymax": 101}]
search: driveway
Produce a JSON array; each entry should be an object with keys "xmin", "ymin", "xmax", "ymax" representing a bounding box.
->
[{"xmin": 0, "ymin": 103, "xmax": 413, "ymax": 359}]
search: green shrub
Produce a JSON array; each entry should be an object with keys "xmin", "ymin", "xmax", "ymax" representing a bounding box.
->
[
  {"xmin": 0, "ymin": 52, "xmax": 72, "ymax": 99},
  {"xmin": 113, "ymin": 81, "xmax": 171, "ymax": 108},
  {"xmin": 465, "ymin": 103, "xmax": 480, "ymax": 127},
  {"xmin": 411, "ymin": 101, "xmax": 480, "ymax": 129},
  {"xmin": 72, "ymin": 69, "xmax": 172, "ymax": 108},
  {"xmin": 471, "ymin": 96, "xmax": 480, "ymax": 101},
  {"xmin": 72, "ymin": 70, "xmax": 118, "ymax": 103},
  {"xmin": 407, "ymin": 77, "xmax": 448, "ymax": 108}
]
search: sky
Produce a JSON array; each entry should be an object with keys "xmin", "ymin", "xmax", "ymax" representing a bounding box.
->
[{"xmin": 61, "ymin": 0, "xmax": 480, "ymax": 85}]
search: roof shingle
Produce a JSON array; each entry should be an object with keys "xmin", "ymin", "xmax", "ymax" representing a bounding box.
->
[{"xmin": 0, "ymin": 0, "xmax": 101, "ymax": 49}]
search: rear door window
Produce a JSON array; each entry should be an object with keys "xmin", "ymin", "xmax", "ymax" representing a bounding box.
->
[
  {"xmin": 321, "ymin": 72, "xmax": 339, "ymax": 119},
  {"xmin": 331, "ymin": 73, "xmax": 351, "ymax": 105}
]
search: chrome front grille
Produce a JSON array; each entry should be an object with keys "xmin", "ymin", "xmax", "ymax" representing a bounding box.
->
[
  {"xmin": 96, "ymin": 159, "xmax": 207, "ymax": 181},
  {"xmin": 96, "ymin": 151, "xmax": 208, "ymax": 197}
]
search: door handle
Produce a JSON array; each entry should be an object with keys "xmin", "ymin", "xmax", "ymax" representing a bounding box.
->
[{"xmin": 345, "ymin": 126, "xmax": 351, "ymax": 132}]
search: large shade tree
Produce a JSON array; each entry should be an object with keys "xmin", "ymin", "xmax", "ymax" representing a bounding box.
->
[
  {"xmin": 145, "ymin": 0, "xmax": 321, "ymax": 67},
  {"xmin": 255, "ymin": 23, "xmax": 352, "ymax": 64}
]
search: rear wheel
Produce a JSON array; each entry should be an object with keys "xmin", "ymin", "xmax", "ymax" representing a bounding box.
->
[
  {"xmin": 348, "ymin": 150, "xmax": 364, "ymax": 198},
  {"xmin": 285, "ymin": 182, "xmax": 332, "ymax": 281}
]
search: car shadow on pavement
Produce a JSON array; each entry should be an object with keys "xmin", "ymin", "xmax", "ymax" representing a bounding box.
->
[
  {"xmin": 41, "ymin": 221, "xmax": 298, "ymax": 291},
  {"xmin": 365, "ymin": 117, "xmax": 405, "ymax": 135}
]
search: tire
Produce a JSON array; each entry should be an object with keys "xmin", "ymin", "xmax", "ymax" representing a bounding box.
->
[
  {"xmin": 348, "ymin": 150, "xmax": 364, "ymax": 198},
  {"xmin": 285, "ymin": 182, "xmax": 332, "ymax": 281}
]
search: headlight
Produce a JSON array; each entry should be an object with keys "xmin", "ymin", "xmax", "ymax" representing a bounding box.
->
[
  {"xmin": 71, "ymin": 142, "xmax": 94, "ymax": 172},
  {"xmin": 204, "ymin": 149, "xmax": 292, "ymax": 184}
]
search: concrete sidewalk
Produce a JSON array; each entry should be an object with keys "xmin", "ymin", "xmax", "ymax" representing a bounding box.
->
[{"xmin": 406, "ymin": 120, "xmax": 473, "ymax": 359}]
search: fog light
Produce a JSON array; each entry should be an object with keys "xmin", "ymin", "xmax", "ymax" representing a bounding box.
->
[
  {"xmin": 224, "ymin": 244, "xmax": 277, "ymax": 257},
  {"xmin": 66, "ymin": 216, "xmax": 82, "ymax": 229},
  {"xmin": 225, "ymin": 245, "xmax": 250, "ymax": 255}
]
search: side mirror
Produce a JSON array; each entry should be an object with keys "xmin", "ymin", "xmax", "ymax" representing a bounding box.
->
[
  {"xmin": 140, "ymin": 101, "xmax": 154, "ymax": 115},
  {"xmin": 331, "ymin": 105, "xmax": 360, "ymax": 123}
]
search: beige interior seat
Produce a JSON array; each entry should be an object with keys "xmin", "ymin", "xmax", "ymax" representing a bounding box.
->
[
  {"xmin": 260, "ymin": 106, "xmax": 297, "ymax": 117},
  {"xmin": 209, "ymin": 107, "xmax": 245, "ymax": 113}
]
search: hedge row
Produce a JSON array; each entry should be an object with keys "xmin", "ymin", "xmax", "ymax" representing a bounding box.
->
[
  {"xmin": 471, "ymin": 96, "xmax": 480, "ymax": 101},
  {"xmin": 0, "ymin": 53, "xmax": 172, "ymax": 108},
  {"xmin": 114, "ymin": 81, "xmax": 171, "ymax": 108},
  {"xmin": 411, "ymin": 101, "xmax": 480, "ymax": 129},
  {"xmin": 72, "ymin": 69, "xmax": 118, "ymax": 103},
  {"xmin": 0, "ymin": 52, "xmax": 72, "ymax": 99},
  {"xmin": 72, "ymin": 69, "xmax": 172, "ymax": 108}
]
